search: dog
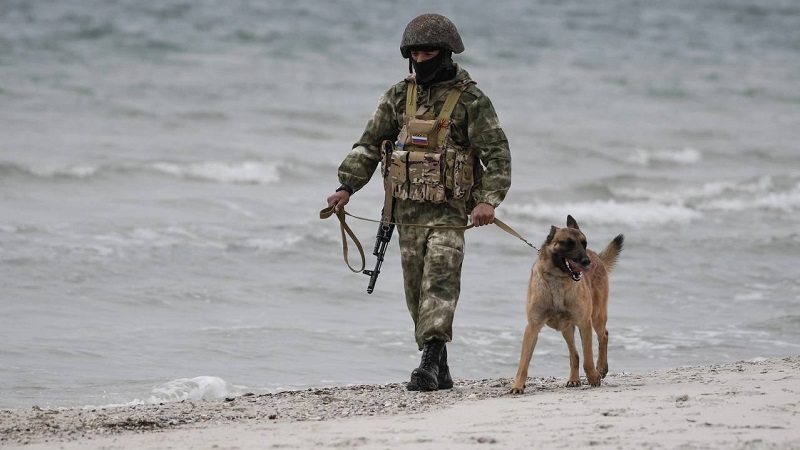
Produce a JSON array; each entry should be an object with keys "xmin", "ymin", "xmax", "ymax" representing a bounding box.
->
[{"xmin": 510, "ymin": 215, "xmax": 623, "ymax": 394}]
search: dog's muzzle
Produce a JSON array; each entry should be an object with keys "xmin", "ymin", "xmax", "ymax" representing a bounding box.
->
[
  {"xmin": 565, "ymin": 258, "xmax": 593, "ymax": 282},
  {"xmin": 565, "ymin": 259, "xmax": 582, "ymax": 281}
]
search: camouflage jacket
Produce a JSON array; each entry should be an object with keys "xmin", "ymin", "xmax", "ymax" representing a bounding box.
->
[{"xmin": 337, "ymin": 66, "xmax": 511, "ymax": 208}]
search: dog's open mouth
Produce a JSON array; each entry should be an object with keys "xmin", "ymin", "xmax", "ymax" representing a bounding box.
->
[{"xmin": 565, "ymin": 259, "xmax": 587, "ymax": 281}]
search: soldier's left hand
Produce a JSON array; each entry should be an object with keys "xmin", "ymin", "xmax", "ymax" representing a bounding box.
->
[{"xmin": 470, "ymin": 202, "xmax": 495, "ymax": 227}]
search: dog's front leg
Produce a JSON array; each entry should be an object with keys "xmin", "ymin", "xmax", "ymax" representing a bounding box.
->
[
  {"xmin": 510, "ymin": 322, "xmax": 543, "ymax": 394},
  {"xmin": 561, "ymin": 326, "xmax": 581, "ymax": 387},
  {"xmin": 578, "ymin": 321, "xmax": 602, "ymax": 386}
]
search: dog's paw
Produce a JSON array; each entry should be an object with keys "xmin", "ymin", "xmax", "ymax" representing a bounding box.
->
[
  {"xmin": 566, "ymin": 379, "xmax": 581, "ymax": 387},
  {"xmin": 587, "ymin": 374, "xmax": 602, "ymax": 387},
  {"xmin": 509, "ymin": 386, "xmax": 525, "ymax": 395}
]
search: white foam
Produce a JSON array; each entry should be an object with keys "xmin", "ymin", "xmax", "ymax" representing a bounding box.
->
[
  {"xmin": 733, "ymin": 292, "xmax": 765, "ymax": 302},
  {"xmin": 151, "ymin": 161, "xmax": 280, "ymax": 184},
  {"xmin": 80, "ymin": 376, "xmax": 248, "ymax": 409},
  {"xmin": 624, "ymin": 147, "xmax": 702, "ymax": 166},
  {"xmin": 507, "ymin": 200, "xmax": 702, "ymax": 227},
  {"xmin": 233, "ymin": 235, "xmax": 303, "ymax": 251},
  {"xmin": 145, "ymin": 376, "xmax": 246, "ymax": 403},
  {"xmin": 28, "ymin": 164, "xmax": 99, "ymax": 178},
  {"xmin": 607, "ymin": 176, "xmax": 800, "ymax": 216},
  {"xmin": 613, "ymin": 181, "xmax": 744, "ymax": 204},
  {"xmin": 612, "ymin": 177, "xmax": 775, "ymax": 205},
  {"xmin": 699, "ymin": 182, "xmax": 800, "ymax": 213}
]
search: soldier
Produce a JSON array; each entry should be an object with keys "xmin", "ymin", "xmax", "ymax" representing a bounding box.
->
[{"xmin": 326, "ymin": 13, "xmax": 511, "ymax": 391}]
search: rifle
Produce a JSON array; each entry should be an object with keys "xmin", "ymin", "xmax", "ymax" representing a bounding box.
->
[
  {"xmin": 363, "ymin": 216, "xmax": 394, "ymax": 294},
  {"xmin": 363, "ymin": 140, "xmax": 397, "ymax": 294}
]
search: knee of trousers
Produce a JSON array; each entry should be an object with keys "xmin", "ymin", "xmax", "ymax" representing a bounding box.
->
[{"xmin": 400, "ymin": 229, "xmax": 464, "ymax": 311}]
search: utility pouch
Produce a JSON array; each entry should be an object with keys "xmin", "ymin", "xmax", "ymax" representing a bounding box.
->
[
  {"xmin": 445, "ymin": 148, "xmax": 476, "ymax": 199},
  {"xmin": 445, "ymin": 149, "xmax": 456, "ymax": 190},
  {"xmin": 407, "ymin": 151, "xmax": 446, "ymax": 203},
  {"xmin": 404, "ymin": 118, "xmax": 440, "ymax": 150},
  {"xmin": 453, "ymin": 150, "xmax": 476, "ymax": 199},
  {"xmin": 389, "ymin": 150, "xmax": 410, "ymax": 200}
]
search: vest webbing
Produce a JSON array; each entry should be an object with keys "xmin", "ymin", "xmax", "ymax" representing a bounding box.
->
[{"xmin": 405, "ymin": 80, "xmax": 465, "ymax": 147}]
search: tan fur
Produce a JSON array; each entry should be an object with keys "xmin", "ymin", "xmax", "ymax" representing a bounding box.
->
[{"xmin": 510, "ymin": 215, "xmax": 623, "ymax": 394}]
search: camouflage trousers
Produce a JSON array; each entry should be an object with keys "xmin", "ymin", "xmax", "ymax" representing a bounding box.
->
[{"xmin": 394, "ymin": 198, "xmax": 468, "ymax": 349}]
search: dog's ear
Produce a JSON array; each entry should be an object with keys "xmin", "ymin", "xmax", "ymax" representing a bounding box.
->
[
  {"xmin": 545, "ymin": 225, "xmax": 557, "ymax": 244},
  {"xmin": 566, "ymin": 215, "xmax": 580, "ymax": 230}
]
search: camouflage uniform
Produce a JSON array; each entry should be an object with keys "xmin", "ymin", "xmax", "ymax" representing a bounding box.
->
[{"xmin": 337, "ymin": 66, "xmax": 511, "ymax": 348}]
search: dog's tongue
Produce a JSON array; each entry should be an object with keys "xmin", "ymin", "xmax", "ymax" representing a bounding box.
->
[{"xmin": 567, "ymin": 259, "xmax": 596, "ymax": 273}]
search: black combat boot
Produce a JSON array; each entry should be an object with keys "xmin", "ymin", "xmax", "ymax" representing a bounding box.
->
[
  {"xmin": 407, "ymin": 338, "xmax": 445, "ymax": 391},
  {"xmin": 437, "ymin": 343, "xmax": 454, "ymax": 390}
]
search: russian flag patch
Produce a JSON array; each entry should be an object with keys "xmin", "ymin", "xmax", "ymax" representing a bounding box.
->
[{"xmin": 411, "ymin": 135, "xmax": 428, "ymax": 146}]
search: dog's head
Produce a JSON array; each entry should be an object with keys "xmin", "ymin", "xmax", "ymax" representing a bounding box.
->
[{"xmin": 543, "ymin": 215, "xmax": 593, "ymax": 281}]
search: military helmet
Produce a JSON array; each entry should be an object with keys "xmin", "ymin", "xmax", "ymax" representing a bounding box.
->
[{"xmin": 400, "ymin": 13, "xmax": 464, "ymax": 58}]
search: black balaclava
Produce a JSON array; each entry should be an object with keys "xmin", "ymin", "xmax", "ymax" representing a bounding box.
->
[{"xmin": 409, "ymin": 49, "xmax": 456, "ymax": 87}]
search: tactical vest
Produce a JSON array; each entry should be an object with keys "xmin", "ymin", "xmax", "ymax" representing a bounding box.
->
[{"xmin": 385, "ymin": 79, "xmax": 478, "ymax": 203}]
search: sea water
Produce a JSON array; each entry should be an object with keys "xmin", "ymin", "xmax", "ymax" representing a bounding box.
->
[{"xmin": 1, "ymin": 0, "xmax": 799, "ymax": 409}]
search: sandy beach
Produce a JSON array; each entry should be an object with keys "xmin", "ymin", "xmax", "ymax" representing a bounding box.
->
[{"xmin": 2, "ymin": 356, "xmax": 798, "ymax": 450}]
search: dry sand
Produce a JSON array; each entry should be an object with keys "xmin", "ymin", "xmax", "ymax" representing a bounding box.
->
[{"xmin": 2, "ymin": 356, "xmax": 799, "ymax": 449}]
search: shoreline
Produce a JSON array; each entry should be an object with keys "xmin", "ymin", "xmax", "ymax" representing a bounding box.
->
[{"xmin": 2, "ymin": 356, "xmax": 799, "ymax": 449}]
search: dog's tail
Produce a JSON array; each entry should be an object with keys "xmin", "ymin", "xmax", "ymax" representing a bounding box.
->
[{"xmin": 599, "ymin": 234, "xmax": 624, "ymax": 273}]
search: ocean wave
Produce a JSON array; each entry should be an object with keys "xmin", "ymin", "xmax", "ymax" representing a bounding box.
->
[
  {"xmin": 698, "ymin": 181, "xmax": 800, "ymax": 213},
  {"xmin": 0, "ymin": 162, "xmax": 99, "ymax": 179},
  {"xmin": 503, "ymin": 176, "xmax": 800, "ymax": 227},
  {"xmin": 748, "ymin": 315, "xmax": 800, "ymax": 334},
  {"xmin": 146, "ymin": 376, "xmax": 246, "ymax": 403},
  {"xmin": 0, "ymin": 223, "xmax": 39, "ymax": 234},
  {"xmin": 603, "ymin": 175, "xmax": 800, "ymax": 217},
  {"xmin": 622, "ymin": 147, "xmax": 702, "ymax": 166},
  {"xmin": 79, "ymin": 376, "xmax": 248, "ymax": 409},
  {"xmin": 611, "ymin": 176, "xmax": 774, "ymax": 204},
  {"xmin": 104, "ymin": 376, "xmax": 246, "ymax": 406},
  {"xmin": 0, "ymin": 160, "xmax": 282, "ymax": 185},
  {"xmin": 150, "ymin": 161, "xmax": 279, "ymax": 184},
  {"xmin": 92, "ymin": 226, "xmax": 304, "ymax": 253},
  {"xmin": 506, "ymin": 199, "xmax": 701, "ymax": 227},
  {"xmin": 225, "ymin": 235, "xmax": 303, "ymax": 253},
  {"xmin": 0, "ymin": 225, "xmax": 307, "ymax": 267}
]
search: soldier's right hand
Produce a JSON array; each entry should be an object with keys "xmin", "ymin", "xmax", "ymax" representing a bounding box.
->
[{"xmin": 327, "ymin": 190, "xmax": 350, "ymax": 213}]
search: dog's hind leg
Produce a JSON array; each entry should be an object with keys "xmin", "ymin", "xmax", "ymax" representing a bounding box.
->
[
  {"xmin": 578, "ymin": 321, "xmax": 602, "ymax": 387},
  {"xmin": 592, "ymin": 281, "xmax": 610, "ymax": 379},
  {"xmin": 592, "ymin": 291, "xmax": 609, "ymax": 379},
  {"xmin": 595, "ymin": 325, "xmax": 609, "ymax": 379},
  {"xmin": 561, "ymin": 326, "xmax": 582, "ymax": 387},
  {"xmin": 510, "ymin": 321, "xmax": 543, "ymax": 394}
]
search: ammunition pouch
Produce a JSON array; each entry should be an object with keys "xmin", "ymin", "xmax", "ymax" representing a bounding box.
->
[
  {"xmin": 446, "ymin": 147, "xmax": 478, "ymax": 199},
  {"xmin": 388, "ymin": 145, "xmax": 476, "ymax": 204}
]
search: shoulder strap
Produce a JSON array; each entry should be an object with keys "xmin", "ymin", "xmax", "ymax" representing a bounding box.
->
[
  {"xmin": 435, "ymin": 82, "xmax": 472, "ymax": 147},
  {"xmin": 437, "ymin": 89, "xmax": 462, "ymax": 121},
  {"xmin": 405, "ymin": 79, "xmax": 472, "ymax": 142},
  {"xmin": 405, "ymin": 78, "xmax": 418, "ymax": 119},
  {"xmin": 438, "ymin": 80, "xmax": 475, "ymax": 119}
]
